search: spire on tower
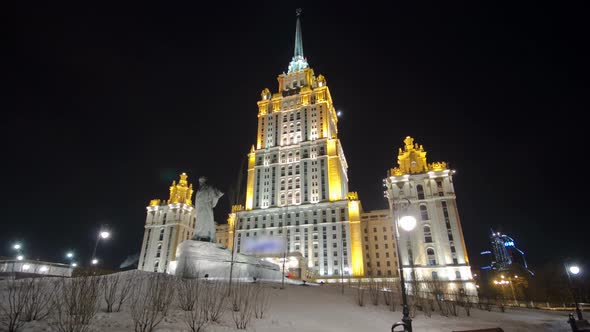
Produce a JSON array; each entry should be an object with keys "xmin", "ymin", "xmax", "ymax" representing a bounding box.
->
[
  {"xmin": 288, "ymin": 8, "xmax": 309, "ymax": 73},
  {"xmin": 294, "ymin": 8, "xmax": 304, "ymax": 58}
]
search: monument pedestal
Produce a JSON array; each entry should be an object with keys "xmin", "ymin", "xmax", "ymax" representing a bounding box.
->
[{"xmin": 173, "ymin": 240, "xmax": 286, "ymax": 282}]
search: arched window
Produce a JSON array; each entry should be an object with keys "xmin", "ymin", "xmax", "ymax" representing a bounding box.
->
[
  {"xmin": 417, "ymin": 185, "xmax": 425, "ymax": 200},
  {"xmin": 288, "ymin": 179, "xmax": 293, "ymax": 190},
  {"xmin": 154, "ymin": 261, "xmax": 159, "ymax": 272},
  {"xmin": 420, "ymin": 205, "xmax": 429, "ymax": 221},
  {"xmin": 423, "ymin": 225, "xmax": 433, "ymax": 243},
  {"xmin": 159, "ymin": 228, "xmax": 165, "ymax": 241},
  {"xmin": 426, "ymin": 248, "xmax": 436, "ymax": 266}
]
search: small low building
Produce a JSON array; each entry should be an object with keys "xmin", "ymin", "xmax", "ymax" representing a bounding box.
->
[{"xmin": 0, "ymin": 259, "xmax": 73, "ymax": 280}]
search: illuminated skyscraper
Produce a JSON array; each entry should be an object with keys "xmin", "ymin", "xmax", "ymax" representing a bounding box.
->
[
  {"xmin": 384, "ymin": 137, "xmax": 476, "ymax": 293},
  {"xmin": 138, "ymin": 173, "xmax": 195, "ymax": 273},
  {"xmin": 231, "ymin": 10, "xmax": 363, "ymax": 279}
]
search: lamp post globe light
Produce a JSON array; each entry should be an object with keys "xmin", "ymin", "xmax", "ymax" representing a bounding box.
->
[
  {"xmin": 565, "ymin": 263, "xmax": 583, "ymax": 320},
  {"xmin": 91, "ymin": 226, "xmax": 111, "ymax": 266},
  {"xmin": 390, "ymin": 198, "xmax": 416, "ymax": 332}
]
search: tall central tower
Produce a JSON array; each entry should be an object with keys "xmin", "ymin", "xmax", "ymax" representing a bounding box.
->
[{"xmin": 233, "ymin": 10, "xmax": 363, "ymax": 279}]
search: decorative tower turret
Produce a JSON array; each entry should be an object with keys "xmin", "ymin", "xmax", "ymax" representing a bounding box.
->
[
  {"xmin": 138, "ymin": 173, "xmax": 195, "ymax": 273},
  {"xmin": 385, "ymin": 137, "xmax": 476, "ymax": 295}
]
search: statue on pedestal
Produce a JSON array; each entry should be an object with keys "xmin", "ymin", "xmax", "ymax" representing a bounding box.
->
[{"xmin": 192, "ymin": 176, "xmax": 224, "ymax": 242}]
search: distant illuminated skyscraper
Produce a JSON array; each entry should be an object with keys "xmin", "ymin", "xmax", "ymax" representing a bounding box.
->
[
  {"xmin": 138, "ymin": 173, "xmax": 195, "ymax": 273},
  {"xmin": 485, "ymin": 230, "xmax": 532, "ymax": 274},
  {"xmin": 229, "ymin": 10, "xmax": 364, "ymax": 279}
]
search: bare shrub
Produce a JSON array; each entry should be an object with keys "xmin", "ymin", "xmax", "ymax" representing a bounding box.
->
[
  {"xmin": 420, "ymin": 292, "xmax": 432, "ymax": 318},
  {"xmin": 356, "ymin": 280, "xmax": 365, "ymax": 306},
  {"xmin": 446, "ymin": 299, "xmax": 458, "ymax": 317},
  {"xmin": 367, "ymin": 279, "xmax": 380, "ymax": 305},
  {"xmin": 252, "ymin": 283, "xmax": 270, "ymax": 319},
  {"xmin": 382, "ymin": 281, "xmax": 396, "ymax": 311},
  {"xmin": 496, "ymin": 296, "xmax": 506, "ymax": 313},
  {"xmin": 407, "ymin": 296, "xmax": 416, "ymax": 318},
  {"xmin": 130, "ymin": 273, "xmax": 176, "ymax": 332},
  {"xmin": 102, "ymin": 272, "xmax": 134, "ymax": 313},
  {"xmin": 457, "ymin": 290, "xmax": 471, "ymax": 317},
  {"xmin": 203, "ymin": 279, "xmax": 226, "ymax": 323},
  {"xmin": 0, "ymin": 278, "xmax": 31, "ymax": 332},
  {"xmin": 425, "ymin": 279, "xmax": 448, "ymax": 317},
  {"xmin": 184, "ymin": 302, "xmax": 208, "ymax": 332},
  {"xmin": 177, "ymin": 275, "xmax": 201, "ymax": 312},
  {"xmin": 51, "ymin": 274, "xmax": 102, "ymax": 332},
  {"xmin": 231, "ymin": 282, "xmax": 253, "ymax": 330},
  {"xmin": 23, "ymin": 277, "xmax": 57, "ymax": 322},
  {"xmin": 480, "ymin": 297, "xmax": 492, "ymax": 311},
  {"xmin": 389, "ymin": 281, "xmax": 400, "ymax": 312},
  {"xmin": 230, "ymin": 279, "xmax": 244, "ymax": 312}
]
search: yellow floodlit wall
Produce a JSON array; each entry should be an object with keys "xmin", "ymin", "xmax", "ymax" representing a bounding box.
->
[
  {"xmin": 245, "ymin": 147, "xmax": 256, "ymax": 210},
  {"xmin": 348, "ymin": 199, "xmax": 364, "ymax": 277},
  {"xmin": 327, "ymin": 139, "xmax": 343, "ymax": 201}
]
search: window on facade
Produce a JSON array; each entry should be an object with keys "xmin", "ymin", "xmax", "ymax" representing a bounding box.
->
[
  {"xmin": 420, "ymin": 205, "xmax": 429, "ymax": 221},
  {"xmin": 427, "ymin": 248, "xmax": 436, "ymax": 266},
  {"xmin": 432, "ymin": 271, "xmax": 439, "ymax": 280},
  {"xmin": 424, "ymin": 225, "xmax": 433, "ymax": 243},
  {"xmin": 455, "ymin": 271, "xmax": 461, "ymax": 280},
  {"xmin": 436, "ymin": 180, "xmax": 444, "ymax": 196},
  {"xmin": 417, "ymin": 184, "xmax": 425, "ymax": 200}
]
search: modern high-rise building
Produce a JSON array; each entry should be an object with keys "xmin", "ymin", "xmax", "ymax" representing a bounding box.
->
[
  {"xmin": 231, "ymin": 11, "xmax": 364, "ymax": 279},
  {"xmin": 384, "ymin": 136, "xmax": 476, "ymax": 293},
  {"xmin": 138, "ymin": 173, "xmax": 196, "ymax": 273}
]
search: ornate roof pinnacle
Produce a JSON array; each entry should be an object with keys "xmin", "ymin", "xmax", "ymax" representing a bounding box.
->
[{"xmin": 288, "ymin": 8, "xmax": 309, "ymax": 73}]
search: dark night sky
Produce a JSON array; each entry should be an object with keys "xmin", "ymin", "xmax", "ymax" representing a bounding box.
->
[{"xmin": 5, "ymin": 2, "xmax": 588, "ymax": 271}]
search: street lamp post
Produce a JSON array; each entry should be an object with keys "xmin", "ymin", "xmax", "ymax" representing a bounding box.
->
[
  {"xmin": 66, "ymin": 251, "xmax": 77, "ymax": 267},
  {"xmin": 565, "ymin": 263, "xmax": 583, "ymax": 320},
  {"xmin": 91, "ymin": 227, "xmax": 110, "ymax": 266},
  {"xmin": 391, "ymin": 198, "xmax": 416, "ymax": 332}
]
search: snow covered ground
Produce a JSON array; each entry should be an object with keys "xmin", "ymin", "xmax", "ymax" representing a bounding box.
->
[{"xmin": 2, "ymin": 270, "xmax": 572, "ymax": 332}]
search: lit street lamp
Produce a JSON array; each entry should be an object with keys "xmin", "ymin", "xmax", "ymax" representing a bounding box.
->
[
  {"xmin": 16, "ymin": 255, "xmax": 24, "ymax": 261},
  {"xmin": 390, "ymin": 198, "xmax": 416, "ymax": 332},
  {"xmin": 565, "ymin": 263, "xmax": 583, "ymax": 320},
  {"xmin": 13, "ymin": 243, "xmax": 21, "ymax": 250},
  {"xmin": 91, "ymin": 226, "xmax": 111, "ymax": 266},
  {"xmin": 66, "ymin": 252, "xmax": 74, "ymax": 259}
]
